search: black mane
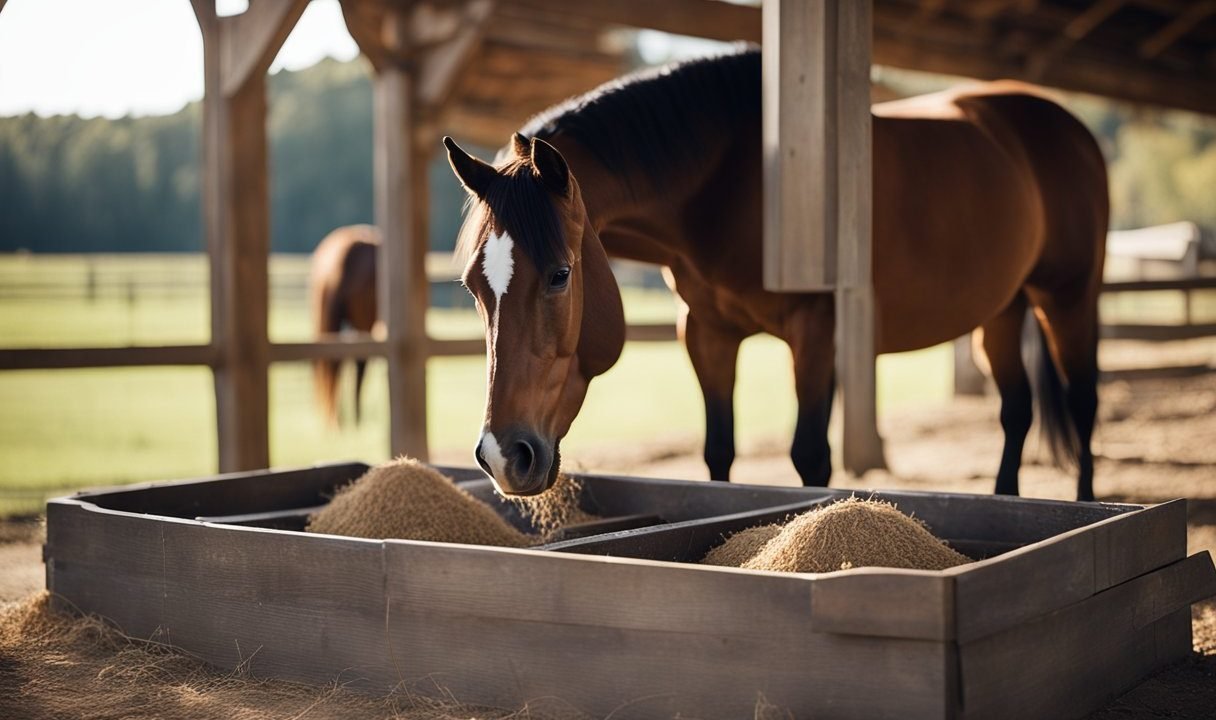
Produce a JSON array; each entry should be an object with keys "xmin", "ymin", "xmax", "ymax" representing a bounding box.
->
[
  {"xmin": 458, "ymin": 48, "xmax": 759, "ymax": 271},
  {"xmin": 519, "ymin": 46, "xmax": 760, "ymax": 194}
]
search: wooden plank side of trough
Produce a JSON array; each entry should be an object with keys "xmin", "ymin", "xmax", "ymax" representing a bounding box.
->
[
  {"xmin": 958, "ymin": 553, "xmax": 1215, "ymax": 720},
  {"xmin": 67, "ymin": 461, "xmax": 370, "ymax": 518},
  {"xmin": 156, "ymin": 521, "xmax": 391, "ymax": 690},
  {"xmin": 1092, "ymin": 498, "xmax": 1188, "ymax": 590},
  {"xmin": 951, "ymin": 501, "xmax": 1189, "ymax": 643},
  {"xmin": 810, "ymin": 569, "xmax": 955, "ymax": 641},
  {"xmin": 45, "ymin": 501, "xmax": 170, "ymax": 640},
  {"xmin": 47, "ymin": 501, "xmax": 393, "ymax": 691},
  {"xmin": 383, "ymin": 541, "xmax": 955, "ymax": 719}
]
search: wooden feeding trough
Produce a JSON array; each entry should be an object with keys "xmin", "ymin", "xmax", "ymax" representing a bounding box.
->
[{"xmin": 45, "ymin": 463, "xmax": 1215, "ymax": 720}]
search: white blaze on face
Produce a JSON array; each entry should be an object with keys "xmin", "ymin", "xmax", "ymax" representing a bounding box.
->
[
  {"xmin": 479, "ymin": 430, "xmax": 508, "ymax": 488},
  {"xmin": 477, "ymin": 230, "xmax": 515, "ymax": 487},
  {"xmin": 480, "ymin": 229, "xmax": 515, "ymax": 322}
]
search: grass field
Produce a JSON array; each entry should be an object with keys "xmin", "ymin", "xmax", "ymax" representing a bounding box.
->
[{"xmin": 4, "ymin": 253, "xmax": 1210, "ymax": 516}]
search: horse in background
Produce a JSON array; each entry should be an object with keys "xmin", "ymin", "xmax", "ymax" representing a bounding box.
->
[{"xmin": 309, "ymin": 224, "xmax": 379, "ymax": 426}]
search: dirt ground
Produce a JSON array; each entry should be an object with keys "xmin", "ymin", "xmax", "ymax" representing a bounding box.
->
[{"xmin": 2, "ymin": 353, "xmax": 1214, "ymax": 718}]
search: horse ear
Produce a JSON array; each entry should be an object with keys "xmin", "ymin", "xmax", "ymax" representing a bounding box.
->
[
  {"xmin": 443, "ymin": 136, "xmax": 496, "ymax": 198},
  {"xmin": 529, "ymin": 137, "xmax": 570, "ymax": 196},
  {"xmin": 510, "ymin": 132, "xmax": 530, "ymax": 158}
]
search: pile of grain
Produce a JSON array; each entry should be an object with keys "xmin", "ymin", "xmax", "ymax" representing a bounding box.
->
[
  {"xmin": 306, "ymin": 459, "xmax": 530, "ymax": 548},
  {"xmin": 508, "ymin": 473, "xmax": 594, "ymax": 539},
  {"xmin": 702, "ymin": 497, "xmax": 970, "ymax": 573}
]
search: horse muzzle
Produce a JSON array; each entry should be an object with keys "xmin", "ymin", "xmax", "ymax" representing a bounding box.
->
[{"xmin": 475, "ymin": 428, "xmax": 557, "ymax": 496}]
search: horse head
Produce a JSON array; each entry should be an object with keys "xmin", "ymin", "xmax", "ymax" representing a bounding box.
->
[{"xmin": 444, "ymin": 134, "xmax": 625, "ymax": 495}]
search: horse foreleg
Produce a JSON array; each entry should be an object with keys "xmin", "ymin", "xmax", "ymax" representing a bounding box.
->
[
  {"xmin": 982, "ymin": 295, "xmax": 1034, "ymax": 496},
  {"xmin": 681, "ymin": 312, "xmax": 743, "ymax": 482},
  {"xmin": 788, "ymin": 301, "xmax": 836, "ymax": 486}
]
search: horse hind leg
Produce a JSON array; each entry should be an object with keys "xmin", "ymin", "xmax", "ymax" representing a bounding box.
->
[
  {"xmin": 1028, "ymin": 288, "xmax": 1100, "ymax": 501},
  {"xmin": 982, "ymin": 294, "xmax": 1035, "ymax": 496}
]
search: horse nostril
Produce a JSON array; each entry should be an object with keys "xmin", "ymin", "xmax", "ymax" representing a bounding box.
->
[
  {"xmin": 511, "ymin": 440, "xmax": 535, "ymax": 477},
  {"xmin": 474, "ymin": 439, "xmax": 491, "ymax": 475}
]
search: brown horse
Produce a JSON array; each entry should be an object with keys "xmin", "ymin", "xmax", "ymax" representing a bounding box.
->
[
  {"xmin": 445, "ymin": 49, "xmax": 1108, "ymax": 500},
  {"xmin": 309, "ymin": 224, "xmax": 380, "ymax": 425}
]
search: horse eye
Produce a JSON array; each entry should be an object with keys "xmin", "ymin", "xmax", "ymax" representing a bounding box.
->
[{"xmin": 549, "ymin": 266, "xmax": 571, "ymax": 290}]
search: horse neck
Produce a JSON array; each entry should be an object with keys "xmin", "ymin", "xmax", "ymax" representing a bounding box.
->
[{"xmin": 549, "ymin": 135, "xmax": 722, "ymax": 263}]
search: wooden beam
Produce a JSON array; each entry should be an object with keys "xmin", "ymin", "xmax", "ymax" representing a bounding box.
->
[
  {"xmin": 871, "ymin": 23, "xmax": 1216, "ymax": 115},
  {"xmin": 1139, "ymin": 0, "xmax": 1216, "ymax": 59},
  {"xmin": 1025, "ymin": 0, "xmax": 1126, "ymax": 79},
  {"xmin": 268, "ymin": 337, "xmax": 385, "ymax": 363},
  {"xmin": 193, "ymin": 0, "xmax": 282, "ymax": 473},
  {"xmin": 764, "ymin": 0, "xmax": 885, "ymax": 474},
  {"xmin": 0, "ymin": 345, "xmax": 217, "ymax": 371},
  {"xmin": 504, "ymin": 0, "xmax": 761, "ymax": 43},
  {"xmin": 762, "ymin": 0, "xmax": 834, "ymax": 291},
  {"xmin": 416, "ymin": 0, "xmax": 495, "ymax": 110},
  {"xmin": 220, "ymin": 0, "xmax": 309, "ymax": 97},
  {"xmin": 374, "ymin": 7, "xmax": 430, "ymax": 460}
]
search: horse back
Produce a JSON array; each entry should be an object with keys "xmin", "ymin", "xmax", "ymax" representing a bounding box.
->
[{"xmin": 869, "ymin": 85, "xmax": 1107, "ymax": 351}]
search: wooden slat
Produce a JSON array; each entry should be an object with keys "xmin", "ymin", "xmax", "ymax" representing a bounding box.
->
[
  {"xmin": 958, "ymin": 553, "xmax": 1215, "ymax": 720},
  {"xmin": 1102, "ymin": 277, "xmax": 1216, "ymax": 292},
  {"xmin": 383, "ymin": 541, "xmax": 954, "ymax": 718},
  {"xmin": 46, "ymin": 502, "xmax": 393, "ymax": 692},
  {"xmin": 1101, "ymin": 322, "xmax": 1216, "ymax": 341},
  {"xmin": 0, "ymin": 345, "xmax": 217, "ymax": 370},
  {"xmin": 268, "ymin": 337, "xmax": 385, "ymax": 362}
]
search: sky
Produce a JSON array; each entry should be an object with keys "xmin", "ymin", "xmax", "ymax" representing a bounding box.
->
[{"xmin": 0, "ymin": 0, "xmax": 360, "ymax": 119}]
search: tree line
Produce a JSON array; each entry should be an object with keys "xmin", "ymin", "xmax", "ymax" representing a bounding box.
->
[{"xmin": 1, "ymin": 57, "xmax": 1213, "ymax": 255}]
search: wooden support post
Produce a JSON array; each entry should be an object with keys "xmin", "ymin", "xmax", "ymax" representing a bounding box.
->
[
  {"xmin": 194, "ymin": 0, "xmax": 307, "ymax": 472},
  {"xmin": 374, "ymin": 12, "xmax": 430, "ymax": 460},
  {"xmin": 764, "ymin": 0, "xmax": 884, "ymax": 475}
]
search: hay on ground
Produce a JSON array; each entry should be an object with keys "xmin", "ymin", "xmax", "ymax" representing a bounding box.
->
[
  {"xmin": 306, "ymin": 458, "xmax": 530, "ymax": 547},
  {"xmin": 0, "ymin": 593, "xmax": 586, "ymax": 720},
  {"xmin": 702, "ymin": 497, "xmax": 971, "ymax": 573}
]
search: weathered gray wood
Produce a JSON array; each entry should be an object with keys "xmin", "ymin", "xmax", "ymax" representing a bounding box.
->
[
  {"xmin": 383, "ymin": 541, "xmax": 954, "ymax": 719},
  {"xmin": 951, "ymin": 501, "xmax": 1188, "ymax": 643},
  {"xmin": 67, "ymin": 462, "xmax": 368, "ymax": 518},
  {"xmin": 544, "ymin": 498, "xmax": 831, "ymax": 560},
  {"xmin": 47, "ymin": 500, "xmax": 392, "ymax": 691},
  {"xmin": 374, "ymin": 24, "xmax": 430, "ymax": 460},
  {"xmin": 958, "ymin": 553, "xmax": 1215, "ymax": 720},
  {"xmin": 811, "ymin": 568, "xmax": 954, "ymax": 640},
  {"xmin": 45, "ymin": 465, "xmax": 1212, "ymax": 720},
  {"xmin": 762, "ymin": 0, "xmax": 834, "ymax": 292}
]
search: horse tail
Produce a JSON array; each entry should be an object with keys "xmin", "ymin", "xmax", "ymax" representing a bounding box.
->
[
  {"xmin": 312, "ymin": 278, "xmax": 345, "ymax": 427},
  {"xmin": 1026, "ymin": 313, "xmax": 1080, "ymax": 469}
]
